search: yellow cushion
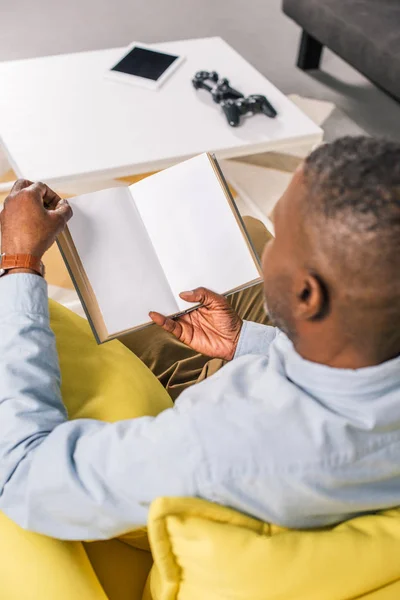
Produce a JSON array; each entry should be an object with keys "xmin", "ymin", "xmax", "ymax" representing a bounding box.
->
[
  {"xmin": 0, "ymin": 510, "xmax": 109, "ymax": 600},
  {"xmin": 49, "ymin": 299, "xmax": 173, "ymax": 421},
  {"xmin": 0, "ymin": 300, "xmax": 172, "ymax": 600},
  {"xmin": 147, "ymin": 497, "xmax": 400, "ymax": 600}
]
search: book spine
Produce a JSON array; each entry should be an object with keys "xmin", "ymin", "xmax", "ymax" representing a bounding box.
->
[
  {"xmin": 55, "ymin": 238, "xmax": 102, "ymax": 344},
  {"xmin": 210, "ymin": 154, "xmax": 262, "ymax": 271}
]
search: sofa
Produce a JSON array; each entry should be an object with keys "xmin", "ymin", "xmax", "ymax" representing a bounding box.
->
[
  {"xmin": 282, "ymin": 0, "xmax": 400, "ymax": 102},
  {"xmin": 1, "ymin": 300, "xmax": 400, "ymax": 599}
]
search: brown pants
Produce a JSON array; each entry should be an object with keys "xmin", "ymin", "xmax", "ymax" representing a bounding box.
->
[{"xmin": 120, "ymin": 217, "xmax": 272, "ymax": 401}]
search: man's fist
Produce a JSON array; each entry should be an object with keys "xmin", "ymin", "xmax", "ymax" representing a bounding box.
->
[
  {"xmin": 150, "ymin": 287, "xmax": 243, "ymax": 361},
  {"xmin": 1, "ymin": 179, "xmax": 72, "ymax": 259}
]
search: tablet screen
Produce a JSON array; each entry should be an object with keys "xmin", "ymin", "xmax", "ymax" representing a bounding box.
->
[{"xmin": 111, "ymin": 47, "xmax": 179, "ymax": 81}]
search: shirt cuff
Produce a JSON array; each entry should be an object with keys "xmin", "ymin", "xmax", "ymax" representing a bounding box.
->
[
  {"xmin": 0, "ymin": 273, "xmax": 49, "ymax": 320},
  {"xmin": 234, "ymin": 320, "xmax": 277, "ymax": 358}
]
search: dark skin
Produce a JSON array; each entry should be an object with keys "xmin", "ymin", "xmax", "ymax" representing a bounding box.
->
[
  {"xmin": 151, "ymin": 167, "xmax": 395, "ymax": 369},
  {"xmin": 0, "ymin": 172, "xmax": 391, "ymax": 369},
  {"xmin": 1, "ymin": 179, "xmax": 72, "ymax": 275},
  {"xmin": 259, "ymin": 167, "xmax": 373, "ymax": 369}
]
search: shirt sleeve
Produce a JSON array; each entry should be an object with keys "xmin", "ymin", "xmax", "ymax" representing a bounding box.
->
[
  {"xmin": 234, "ymin": 320, "xmax": 277, "ymax": 358},
  {"xmin": 0, "ymin": 274, "xmax": 207, "ymax": 540}
]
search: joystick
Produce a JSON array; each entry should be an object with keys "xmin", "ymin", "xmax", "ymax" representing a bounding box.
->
[
  {"xmin": 221, "ymin": 95, "xmax": 277, "ymax": 127},
  {"xmin": 192, "ymin": 71, "xmax": 243, "ymax": 104},
  {"xmin": 192, "ymin": 71, "xmax": 277, "ymax": 127}
]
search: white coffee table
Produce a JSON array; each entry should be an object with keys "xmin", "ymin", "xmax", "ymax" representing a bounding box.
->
[{"xmin": 0, "ymin": 37, "xmax": 322, "ymax": 187}]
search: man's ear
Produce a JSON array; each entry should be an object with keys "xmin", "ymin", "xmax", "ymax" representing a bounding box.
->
[{"xmin": 294, "ymin": 271, "xmax": 329, "ymax": 321}]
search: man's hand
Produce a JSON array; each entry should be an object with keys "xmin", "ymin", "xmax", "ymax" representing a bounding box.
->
[
  {"xmin": 1, "ymin": 179, "xmax": 72, "ymax": 259},
  {"xmin": 150, "ymin": 287, "xmax": 242, "ymax": 360}
]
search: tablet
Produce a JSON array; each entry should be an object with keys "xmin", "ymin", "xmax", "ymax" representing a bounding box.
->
[{"xmin": 106, "ymin": 43, "xmax": 185, "ymax": 90}]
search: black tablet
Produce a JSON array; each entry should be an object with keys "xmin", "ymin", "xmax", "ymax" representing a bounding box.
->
[{"xmin": 107, "ymin": 43, "xmax": 185, "ymax": 90}]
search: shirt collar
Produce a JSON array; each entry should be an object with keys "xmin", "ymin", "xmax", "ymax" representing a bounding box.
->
[{"xmin": 277, "ymin": 332, "xmax": 400, "ymax": 397}]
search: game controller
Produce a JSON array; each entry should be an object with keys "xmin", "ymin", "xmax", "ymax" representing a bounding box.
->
[
  {"xmin": 192, "ymin": 71, "xmax": 277, "ymax": 127},
  {"xmin": 192, "ymin": 71, "xmax": 244, "ymax": 104},
  {"xmin": 221, "ymin": 94, "xmax": 277, "ymax": 127}
]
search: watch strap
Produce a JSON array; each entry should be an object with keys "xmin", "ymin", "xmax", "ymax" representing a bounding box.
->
[{"xmin": 0, "ymin": 254, "xmax": 45, "ymax": 277}]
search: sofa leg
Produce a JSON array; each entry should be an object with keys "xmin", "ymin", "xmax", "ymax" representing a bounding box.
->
[{"xmin": 297, "ymin": 30, "xmax": 323, "ymax": 70}]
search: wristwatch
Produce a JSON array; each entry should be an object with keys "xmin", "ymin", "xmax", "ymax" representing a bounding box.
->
[{"xmin": 0, "ymin": 253, "xmax": 45, "ymax": 278}]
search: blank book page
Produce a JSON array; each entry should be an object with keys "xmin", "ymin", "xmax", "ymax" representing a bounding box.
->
[
  {"xmin": 131, "ymin": 154, "xmax": 260, "ymax": 312},
  {"xmin": 67, "ymin": 187, "xmax": 178, "ymax": 335}
]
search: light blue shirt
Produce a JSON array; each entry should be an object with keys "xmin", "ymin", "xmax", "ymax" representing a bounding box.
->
[{"xmin": 1, "ymin": 274, "xmax": 400, "ymax": 540}]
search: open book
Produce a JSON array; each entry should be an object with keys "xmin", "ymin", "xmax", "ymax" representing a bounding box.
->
[{"xmin": 58, "ymin": 154, "xmax": 262, "ymax": 343}]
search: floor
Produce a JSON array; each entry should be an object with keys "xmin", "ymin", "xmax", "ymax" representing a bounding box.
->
[{"xmin": 2, "ymin": 0, "xmax": 400, "ymax": 141}]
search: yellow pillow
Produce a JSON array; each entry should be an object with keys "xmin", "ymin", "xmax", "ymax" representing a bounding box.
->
[
  {"xmin": 49, "ymin": 299, "xmax": 173, "ymax": 421},
  {"xmin": 0, "ymin": 510, "xmax": 111, "ymax": 600},
  {"xmin": 147, "ymin": 497, "xmax": 400, "ymax": 600},
  {"xmin": 0, "ymin": 300, "xmax": 172, "ymax": 600}
]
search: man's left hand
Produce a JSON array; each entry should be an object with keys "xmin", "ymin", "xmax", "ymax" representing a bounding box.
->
[
  {"xmin": 1, "ymin": 179, "xmax": 72, "ymax": 258},
  {"xmin": 150, "ymin": 287, "xmax": 243, "ymax": 361}
]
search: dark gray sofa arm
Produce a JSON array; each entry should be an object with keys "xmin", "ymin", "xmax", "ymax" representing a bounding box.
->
[{"xmin": 282, "ymin": 0, "xmax": 400, "ymax": 102}]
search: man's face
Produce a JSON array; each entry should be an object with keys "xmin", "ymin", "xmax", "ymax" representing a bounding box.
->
[{"xmin": 261, "ymin": 169, "xmax": 306, "ymax": 339}]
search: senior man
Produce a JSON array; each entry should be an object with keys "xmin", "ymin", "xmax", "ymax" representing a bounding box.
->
[{"xmin": 0, "ymin": 136, "xmax": 400, "ymax": 540}]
